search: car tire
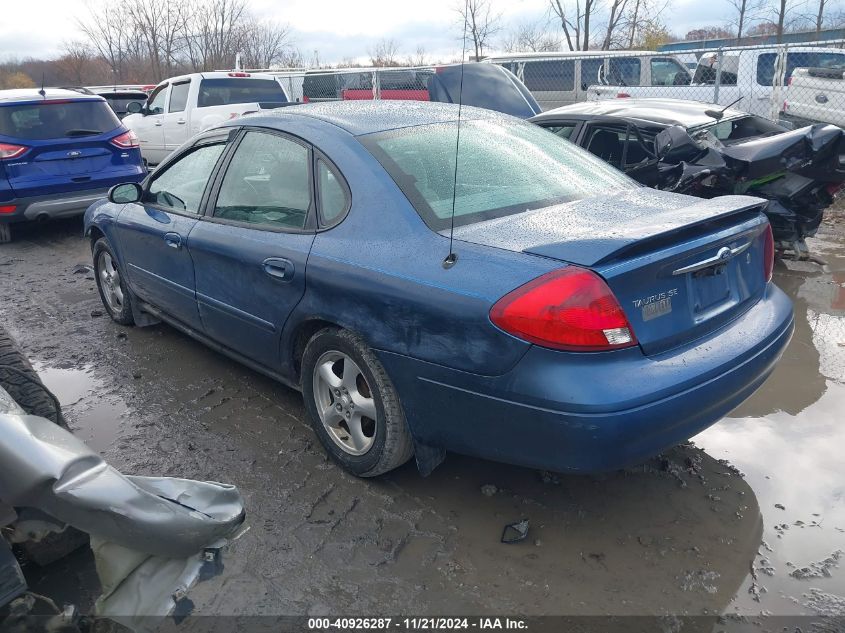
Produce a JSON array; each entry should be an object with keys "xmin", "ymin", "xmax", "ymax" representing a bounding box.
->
[
  {"xmin": 93, "ymin": 238, "xmax": 134, "ymax": 326},
  {"xmin": 0, "ymin": 224, "xmax": 10, "ymax": 244},
  {"xmin": 301, "ymin": 328, "xmax": 414, "ymax": 477},
  {"xmin": 0, "ymin": 325, "xmax": 66, "ymax": 427}
]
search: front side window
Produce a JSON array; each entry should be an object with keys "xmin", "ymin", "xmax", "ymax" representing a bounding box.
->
[
  {"xmin": 169, "ymin": 82, "xmax": 190, "ymax": 113},
  {"xmin": 540, "ymin": 123, "xmax": 578, "ymax": 140},
  {"xmin": 523, "ymin": 60, "xmax": 575, "ymax": 92},
  {"xmin": 145, "ymin": 143, "xmax": 225, "ymax": 214},
  {"xmin": 651, "ymin": 58, "xmax": 689, "ymax": 86},
  {"xmin": 360, "ymin": 118, "xmax": 634, "ymax": 231},
  {"xmin": 214, "ymin": 131, "xmax": 311, "ymax": 230},
  {"xmin": 608, "ymin": 58, "xmax": 641, "ymax": 86},
  {"xmin": 147, "ymin": 86, "xmax": 168, "ymax": 115},
  {"xmin": 581, "ymin": 59, "xmax": 604, "ymax": 89}
]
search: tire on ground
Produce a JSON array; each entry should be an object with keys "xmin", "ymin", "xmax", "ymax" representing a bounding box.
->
[
  {"xmin": 93, "ymin": 237, "xmax": 135, "ymax": 326},
  {"xmin": 0, "ymin": 224, "xmax": 10, "ymax": 244},
  {"xmin": 301, "ymin": 328, "xmax": 414, "ymax": 477},
  {"xmin": 0, "ymin": 325, "xmax": 66, "ymax": 427}
]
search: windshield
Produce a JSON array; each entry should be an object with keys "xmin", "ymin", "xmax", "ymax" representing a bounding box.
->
[
  {"xmin": 360, "ymin": 118, "xmax": 635, "ymax": 230},
  {"xmin": 0, "ymin": 100, "xmax": 121, "ymax": 140},
  {"xmin": 197, "ymin": 78, "xmax": 286, "ymax": 107}
]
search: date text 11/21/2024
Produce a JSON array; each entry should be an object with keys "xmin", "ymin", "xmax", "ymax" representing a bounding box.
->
[{"xmin": 307, "ymin": 617, "xmax": 529, "ymax": 630}]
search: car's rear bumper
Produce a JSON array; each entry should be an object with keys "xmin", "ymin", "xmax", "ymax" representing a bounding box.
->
[
  {"xmin": 0, "ymin": 188, "xmax": 112, "ymax": 224},
  {"xmin": 378, "ymin": 283, "xmax": 794, "ymax": 473}
]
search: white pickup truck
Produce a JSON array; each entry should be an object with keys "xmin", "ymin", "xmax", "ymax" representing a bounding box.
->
[
  {"xmin": 123, "ymin": 71, "xmax": 288, "ymax": 166},
  {"xmin": 588, "ymin": 46, "xmax": 845, "ymax": 122},
  {"xmin": 783, "ymin": 66, "xmax": 845, "ymax": 127}
]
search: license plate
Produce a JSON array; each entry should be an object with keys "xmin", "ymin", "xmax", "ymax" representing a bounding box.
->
[{"xmin": 642, "ymin": 297, "xmax": 672, "ymax": 321}]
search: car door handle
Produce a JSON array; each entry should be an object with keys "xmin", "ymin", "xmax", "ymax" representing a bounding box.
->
[
  {"xmin": 177, "ymin": 119, "xmax": 186, "ymax": 124},
  {"xmin": 262, "ymin": 257, "xmax": 294, "ymax": 281},
  {"xmin": 154, "ymin": 120, "xmax": 163, "ymax": 126},
  {"xmin": 163, "ymin": 232, "xmax": 182, "ymax": 249}
]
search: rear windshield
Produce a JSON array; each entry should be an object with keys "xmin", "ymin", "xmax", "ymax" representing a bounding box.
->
[
  {"xmin": 360, "ymin": 118, "xmax": 634, "ymax": 230},
  {"xmin": 197, "ymin": 78, "xmax": 286, "ymax": 107},
  {"xmin": 429, "ymin": 65, "xmax": 541, "ymax": 118},
  {"xmin": 100, "ymin": 93, "xmax": 147, "ymax": 112},
  {"xmin": 0, "ymin": 100, "xmax": 121, "ymax": 140}
]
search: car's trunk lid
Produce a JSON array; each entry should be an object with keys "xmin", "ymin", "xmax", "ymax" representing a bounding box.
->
[{"xmin": 450, "ymin": 188, "xmax": 771, "ymax": 355}]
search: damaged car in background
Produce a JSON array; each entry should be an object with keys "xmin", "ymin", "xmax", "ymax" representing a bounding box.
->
[
  {"xmin": 531, "ymin": 98, "xmax": 845, "ymax": 259},
  {"xmin": 0, "ymin": 325, "xmax": 245, "ymax": 632}
]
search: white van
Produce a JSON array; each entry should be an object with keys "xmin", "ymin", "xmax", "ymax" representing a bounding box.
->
[
  {"xmin": 589, "ymin": 44, "xmax": 845, "ymax": 121},
  {"xmin": 483, "ymin": 50, "xmax": 692, "ymax": 110}
]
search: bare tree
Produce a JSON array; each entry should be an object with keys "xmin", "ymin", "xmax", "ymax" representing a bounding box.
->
[
  {"xmin": 456, "ymin": 0, "xmax": 501, "ymax": 60},
  {"xmin": 406, "ymin": 46, "xmax": 428, "ymax": 67},
  {"xmin": 241, "ymin": 20, "xmax": 293, "ymax": 69},
  {"xmin": 727, "ymin": 0, "xmax": 767, "ymax": 39},
  {"xmin": 601, "ymin": 0, "xmax": 630, "ymax": 49},
  {"xmin": 56, "ymin": 41, "xmax": 94, "ymax": 85},
  {"xmin": 368, "ymin": 38, "xmax": 400, "ymax": 67},
  {"xmin": 127, "ymin": 0, "xmax": 188, "ymax": 81},
  {"xmin": 502, "ymin": 20, "xmax": 562, "ymax": 52},
  {"xmin": 184, "ymin": 0, "xmax": 250, "ymax": 71},
  {"xmin": 550, "ymin": 0, "xmax": 599, "ymax": 51},
  {"xmin": 78, "ymin": 2, "xmax": 133, "ymax": 81}
]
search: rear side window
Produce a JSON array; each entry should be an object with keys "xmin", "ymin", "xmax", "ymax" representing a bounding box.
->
[
  {"xmin": 651, "ymin": 58, "xmax": 689, "ymax": 86},
  {"xmin": 0, "ymin": 100, "xmax": 121, "ymax": 140},
  {"xmin": 145, "ymin": 144, "xmax": 225, "ymax": 214},
  {"xmin": 214, "ymin": 131, "xmax": 311, "ymax": 230},
  {"xmin": 608, "ymin": 58, "xmax": 641, "ymax": 86},
  {"xmin": 758, "ymin": 51, "xmax": 845, "ymax": 86},
  {"xmin": 197, "ymin": 78, "xmax": 286, "ymax": 108},
  {"xmin": 581, "ymin": 59, "xmax": 604, "ymax": 89},
  {"xmin": 523, "ymin": 60, "xmax": 575, "ymax": 92},
  {"xmin": 169, "ymin": 82, "xmax": 190, "ymax": 113},
  {"xmin": 541, "ymin": 123, "xmax": 578, "ymax": 140},
  {"xmin": 317, "ymin": 159, "xmax": 348, "ymax": 225}
]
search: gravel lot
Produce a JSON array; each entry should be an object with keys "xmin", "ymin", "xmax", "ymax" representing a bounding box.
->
[{"xmin": 1, "ymin": 209, "xmax": 844, "ymax": 625}]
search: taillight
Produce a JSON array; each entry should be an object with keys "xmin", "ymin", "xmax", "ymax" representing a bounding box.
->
[
  {"xmin": 0, "ymin": 205, "xmax": 16, "ymax": 214},
  {"xmin": 228, "ymin": 72, "xmax": 250, "ymax": 77},
  {"xmin": 763, "ymin": 224, "xmax": 774, "ymax": 283},
  {"xmin": 0, "ymin": 142, "xmax": 28, "ymax": 160},
  {"xmin": 111, "ymin": 130, "xmax": 140, "ymax": 149},
  {"xmin": 490, "ymin": 267, "xmax": 637, "ymax": 352}
]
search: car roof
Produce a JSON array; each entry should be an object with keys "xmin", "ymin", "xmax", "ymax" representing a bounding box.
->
[
  {"xmin": 533, "ymin": 98, "xmax": 747, "ymax": 128},
  {"xmin": 254, "ymin": 100, "xmax": 505, "ymax": 136},
  {"xmin": 0, "ymin": 88, "xmax": 106, "ymax": 104}
]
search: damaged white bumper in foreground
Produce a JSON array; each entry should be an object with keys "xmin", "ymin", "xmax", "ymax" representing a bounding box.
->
[{"xmin": 0, "ymin": 385, "xmax": 246, "ymax": 630}]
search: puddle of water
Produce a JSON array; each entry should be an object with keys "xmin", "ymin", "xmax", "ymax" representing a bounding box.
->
[
  {"xmin": 694, "ymin": 236, "xmax": 845, "ymax": 615},
  {"xmin": 35, "ymin": 365, "xmax": 127, "ymax": 454}
]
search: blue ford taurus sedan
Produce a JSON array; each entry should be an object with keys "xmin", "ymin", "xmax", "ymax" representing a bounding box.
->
[{"xmin": 84, "ymin": 101, "xmax": 794, "ymax": 477}]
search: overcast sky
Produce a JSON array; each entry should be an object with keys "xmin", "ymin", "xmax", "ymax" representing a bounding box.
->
[{"xmin": 0, "ymin": 0, "xmax": 797, "ymax": 64}]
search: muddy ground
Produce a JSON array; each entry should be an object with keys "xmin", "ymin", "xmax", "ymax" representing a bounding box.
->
[{"xmin": 1, "ymin": 209, "xmax": 844, "ymax": 626}]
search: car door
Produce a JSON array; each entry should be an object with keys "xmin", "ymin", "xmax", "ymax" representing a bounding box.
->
[
  {"xmin": 188, "ymin": 128, "xmax": 317, "ymax": 370},
  {"xmin": 161, "ymin": 80, "xmax": 192, "ymax": 156},
  {"xmin": 133, "ymin": 84, "xmax": 169, "ymax": 165},
  {"xmin": 113, "ymin": 136, "xmax": 229, "ymax": 330}
]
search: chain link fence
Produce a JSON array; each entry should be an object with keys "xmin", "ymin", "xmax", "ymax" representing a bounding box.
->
[
  {"xmin": 262, "ymin": 41, "xmax": 845, "ymax": 127},
  {"xmin": 484, "ymin": 41, "xmax": 845, "ymax": 124}
]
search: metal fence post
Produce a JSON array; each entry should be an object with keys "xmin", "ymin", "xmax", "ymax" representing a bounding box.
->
[{"xmin": 714, "ymin": 47, "xmax": 723, "ymax": 104}]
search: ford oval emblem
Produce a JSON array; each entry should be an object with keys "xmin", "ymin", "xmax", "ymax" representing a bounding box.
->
[
  {"xmin": 717, "ymin": 246, "xmax": 731, "ymax": 260},
  {"xmin": 67, "ymin": 150, "xmax": 82, "ymax": 158}
]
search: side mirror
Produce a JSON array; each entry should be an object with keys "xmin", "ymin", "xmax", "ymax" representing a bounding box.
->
[
  {"xmin": 654, "ymin": 125, "xmax": 703, "ymax": 163},
  {"xmin": 126, "ymin": 101, "xmax": 144, "ymax": 115},
  {"xmin": 108, "ymin": 183, "xmax": 142, "ymax": 204}
]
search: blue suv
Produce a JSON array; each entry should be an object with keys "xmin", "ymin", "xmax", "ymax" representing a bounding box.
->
[{"xmin": 0, "ymin": 89, "xmax": 145, "ymax": 243}]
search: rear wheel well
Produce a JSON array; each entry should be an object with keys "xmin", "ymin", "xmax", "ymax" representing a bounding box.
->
[{"xmin": 291, "ymin": 319, "xmax": 339, "ymax": 384}]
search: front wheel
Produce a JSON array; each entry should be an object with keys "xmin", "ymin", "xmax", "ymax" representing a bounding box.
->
[
  {"xmin": 301, "ymin": 328, "xmax": 414, "ymax": 477},
  {"xmin": 93, "ymin": 238, "xmax": 134, "ymax": 326}
]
